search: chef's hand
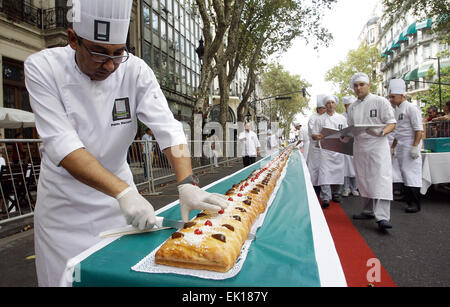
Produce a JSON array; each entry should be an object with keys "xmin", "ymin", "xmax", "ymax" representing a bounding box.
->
[
  {"xmin": 410, "ymin": 146, "xmax": 420, "ymax": 160},
  {"xmin": 116, "ymin": 187, "xmax": 156, "ymax": 230},
  {"xmin": 178, "ymin": 184, "xmax": 228, "ymax": 222},
  {"xmin": 365, "ymin": 127, "xmax": 384, "ymax": 137}
]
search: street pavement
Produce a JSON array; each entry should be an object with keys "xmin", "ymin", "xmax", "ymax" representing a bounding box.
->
[{"xmin": 0, "ymin": 157, "xmax": 449, "ymax": 287}]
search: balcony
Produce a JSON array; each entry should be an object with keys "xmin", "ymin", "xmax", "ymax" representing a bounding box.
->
[
  {"xmin": 0, "ymin": 0, "xmax": 42, "ymax": 29},
  {"xmin": 0, "ymin": 0, "xmax": 68, "ymax": 31}
]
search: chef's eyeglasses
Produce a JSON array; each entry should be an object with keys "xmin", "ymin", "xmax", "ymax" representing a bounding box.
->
[{"xmin": 78, "ymin": 37, "xmax": 130, "ymax": 64}]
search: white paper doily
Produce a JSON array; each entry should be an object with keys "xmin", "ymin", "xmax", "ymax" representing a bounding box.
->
[{"xmin": 131, "ymin": 156, "xmax": 289, "ymax": 280}]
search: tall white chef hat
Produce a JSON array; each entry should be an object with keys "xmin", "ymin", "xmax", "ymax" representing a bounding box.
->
[
  {"xmin": 349, "ymin": 72, "xmax": 370, "ymax": 90},
  {"xmin": 72, "ymin": 0, "xmax": 133, "ymax": 44},
  {"xmin": 388, "ymin": 79, "xmax": 406, "ymax": 95},
  {"xmin": 323, "ymin": 95, "xmax": 339, "ymax": 105},
  {"xmin": 293, "ymin": 121, "xmax": 301, "ymax": 127},
  {"xmin": 316, "ymin": 94, "xmax": 326, "ymax": 108},
  {"xmin": 342, "ymin": 96, "xmax": 357, "ymax": 105}
]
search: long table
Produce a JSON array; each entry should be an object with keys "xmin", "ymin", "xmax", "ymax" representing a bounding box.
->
[
  {"xmin": 421, "ymin": 152, "xmax": 450, "ymax": 194},
  {"xmin": 62, "ymin": 149, "xmax": 346, "ymax": 287}
]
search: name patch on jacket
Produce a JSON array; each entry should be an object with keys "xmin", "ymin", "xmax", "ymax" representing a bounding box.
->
[
  {"xmin": 398, "ymin": 113, "xmax": 404, "ymax": 120},
  {"xmin": 112, "ymin": 97, "xmax": 131, "ymax": 122},
  {"xmin": 370, "ymin": 109, "xmax": 378, "ymax": 118}
]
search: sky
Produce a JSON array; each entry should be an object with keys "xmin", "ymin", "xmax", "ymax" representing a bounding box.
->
[{"xmin": 279, "ymin": 0, "xmax": 380, "ymax": 126}]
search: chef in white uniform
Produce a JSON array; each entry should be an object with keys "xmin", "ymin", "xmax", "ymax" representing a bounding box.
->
[
  {"xmin": 24, "ymin": 0, "xmax": 227, "ymax": 286},
  {"xmin": 293, "ymin": 122, "xmax": 308, "ymax": 158},
  {"xmin": 307, "ymin": 95, "xmax": 327, "ymax": 195},
  {"xmin": 265, "ymin": 129, "xmax": 280, "ymax": 157},
  {"xmin": 347, "ymin": 73, "xmax": 396, "ymax": 231},
  {"xmin": 341, "ymin": 96, "xmax": 359, "ymax": 197},
  {"xmin": 312, "ymin": 95, "xmax": 347, "ymax": 208},
  {"xmin": 238, "ymin": 122, "xmax": 261, "ymax": 167},
  {"xmin": 388, "ymin": 79, "xmax": 423, "ymax": 213}
]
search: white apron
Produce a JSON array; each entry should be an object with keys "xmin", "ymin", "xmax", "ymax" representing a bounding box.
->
[
  {"xmin": 394, "ymin": 101, "xmax": 423, "ymax": 187},
  {"xmin": 388, "ymin": 134, "xmax": 403, "ymax": 183},
  {"xmin": 344, "ymin": 155, "xmax": 356, "ymax": 178},
  {"xmin": 314, "ymin": 113, "xmax": 347, "ymax": 186},
  {"xmin": 306, "ymin": 113, "xmax": 321, "ymax": 186},
  {"xmin": 347, "ymin": 94, "xmax": 396, "ymax": 200},
  {"xmin": 25, "ymin": 46, "xmax": 186, "ymax": 286}
]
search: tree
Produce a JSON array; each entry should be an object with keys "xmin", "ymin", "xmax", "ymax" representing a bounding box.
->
[
  {"xmin": 260, "ymin": 63, "xmax": 310, "ymax": 137},
  {"xmin": 416, "ymin": 65, "xmax": 450, "ymax": 115},
  {"xmin": 192, "ymin": 0, "xmax": 335, "ymax": 132},
  {"xmin": 382, "ymin": 0, "xmax": 450, "ymax": 43},
  {"xmin": 325, "ymin": 43, "xmax": 383, "ymax": 104}
]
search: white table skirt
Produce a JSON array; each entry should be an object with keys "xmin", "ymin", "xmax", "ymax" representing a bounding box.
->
[{"xmin": 421, "ymin": 152, "xmax": 450, "ymax": 194}]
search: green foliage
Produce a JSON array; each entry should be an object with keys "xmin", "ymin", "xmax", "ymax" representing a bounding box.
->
[
  {"xmin": 260, "ymin": 63, "xmax": 310, "ymax": 133},
  {"xmin": 416, "ymin": 65, "xmax": 450, "ymax": 114},
  {"xmin": 325, "ymin": 42, "xmax": 383, "ymax": 99}
]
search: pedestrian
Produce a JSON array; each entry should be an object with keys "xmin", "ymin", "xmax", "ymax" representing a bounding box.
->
[
  {"xmin": 12, "ymin": 132, "xmax": 25, "ymax": 164},
  {"xmin": 312, "ymin": 95, "xmax": 347, "ymax": 208},
  {"xmin": 425, "ymin": 106, "xmax": 438, "ymax": 122},
  {"xmin": 307, "ymin": 95, "xmax": 327, "ymax": 197},
  {"xmin": 142, "ymin": 128, "xmax": 154, "ymax": 178},
  {"xmin": 347, "ymin": 72, "xmax": 397, "ymax": 231},
  {"xmin": 389, "ymin": 79, "xmax": 423, "ymax": 213},
  {"xmin": 206, "ymin": 129, "xmax": 220, "ymax": 167},
  {"xmin": 238, "ymin": 122, "xmax": 261, "ymax": 167},
  {"xmin": 341, "ymin": 96, "xmax": 359, "ymax": 197},
  {"xmin": 24, "ymin": 0, "xmax": 227, "ymax": 286}
]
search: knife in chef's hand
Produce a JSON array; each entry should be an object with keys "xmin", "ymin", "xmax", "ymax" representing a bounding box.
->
[{"xmin": 98, "ymin": 216, "xmax": 184, "ymax": 238}]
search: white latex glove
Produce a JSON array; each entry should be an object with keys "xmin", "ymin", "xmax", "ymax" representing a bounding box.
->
[
  {"xmin": 365, "ymin": 127, "xmax": 384, "ymax": 137},
  {"xmin": 391, "ymin": 147, "xmax": 397, "ymax": 158},
  {"xmin": 116, "ymin": 187, "xmax": 156, "ymax": 230},
  {"xmin": 410, "ymin": 146, "xmax": 420, "ymax": 160},
  {"xmin": 178, "ymin": 184, "xmax": 228, "ymax": 222}
]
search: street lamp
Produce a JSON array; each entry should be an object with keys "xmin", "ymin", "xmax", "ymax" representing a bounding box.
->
[{"xmin": 428, "ymin": 56, "xmax": 442, "ymax": 112}]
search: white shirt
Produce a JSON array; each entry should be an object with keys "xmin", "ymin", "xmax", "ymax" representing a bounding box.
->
[
  {"xmin": 394, "ymin": 101, "xmax": 423, "ymax": 146},
  {"xmin": 312, "ymin": 112, "xmax": 348, "ymax": 135},
  {"xmin": 238, "ymin": 130, "xmax": 261, "ymax": 157}
]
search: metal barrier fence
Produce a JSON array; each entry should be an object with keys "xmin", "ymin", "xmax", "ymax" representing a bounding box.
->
[
  {"xmin": 0, "ymin": 139, "xmax": 243, "ymax": 225},
  {"xmin": 425, "ymin": 120, "xmax": 450, "ymax": 138}
]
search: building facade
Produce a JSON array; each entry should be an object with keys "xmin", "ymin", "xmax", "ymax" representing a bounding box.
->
[{"xmin": 378, "ymin": 13, "xmax": 449, "ymax": 102}]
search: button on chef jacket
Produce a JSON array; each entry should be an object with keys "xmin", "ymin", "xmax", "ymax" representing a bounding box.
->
[
  {"xmin": 393, "ymin": 101, "xmax": 423, "ymax": 187},
  {"xmin": 347, "ymin": 94, "xmax": 396, "ymax": 200},
  {"xmin": 24, "ymin": 45, "xmax": 186, "ymax": 286},
  {"xmin": 312, "ymin": 112, "xmax": 348, "ymax": 186}
]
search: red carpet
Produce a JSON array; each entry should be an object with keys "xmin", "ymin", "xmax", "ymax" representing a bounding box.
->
[{"xmin": 322, "ymin": 201, "xmax": 396, "ymax": 287}]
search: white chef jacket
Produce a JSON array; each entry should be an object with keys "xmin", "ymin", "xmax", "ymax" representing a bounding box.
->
[
  {"xmin": 347, "ymin": 94, "xmax": 396, "ymax": 200},
  {"xmin": 24, "ymin": 45, "xmax": 186, "ymax": 286},
  {"xmin": 238, "ymin": 130, "xmax": 261, "ymax": 157},
  {"xmin": 313, "ymin": 112, "xmax": 347, "ymax": 186},
  {"xmin": 393, "ymin": 101, "xmax": 423, "ymax": 187},
  {"xmin": 306, "ymin": 113, "xmax": 322, "ymax": 186}
]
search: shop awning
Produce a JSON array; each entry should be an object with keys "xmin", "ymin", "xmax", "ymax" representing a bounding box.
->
[
  {"xmin": 390, "ymin": 41, "xmax": 400, "ymax": 50},
  {"xmin": 398, "ymin": 32, "xmax": 408, "ymax": 43},
  {"xmin": 405, "ymin": 22, "xmax": 417, "ymax": 36},
  {"xmin": 418, "ymin": 64, "xmax": 434, "ymax": 78},
  {"xmin": 403, "ymin": 68, "xmax": 419, "ymax": 81},
  {"xmin": 416, "ymin": 18, "xmax": 432, "ymax": 30}
]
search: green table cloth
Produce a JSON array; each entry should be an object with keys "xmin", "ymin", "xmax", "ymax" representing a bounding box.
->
[{"xmin": 69, "ymin": 150, "xmax": 340, "ymax": 287}]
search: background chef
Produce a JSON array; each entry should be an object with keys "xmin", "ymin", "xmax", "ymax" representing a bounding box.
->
[
  {"xmin": 341, "ymin": 96, "xmax": 359, "ymax": 197},
  {"xmin": 307, "ymin": 95, "xmax": 327, "ymax": 197},
  {"xmin": 24, "ymin": 0, "xmax": 227, "ymax": 286},
  {"xmin": 312, "ymin": 95, "xmax": 347, "ymax": 208},
  {"xmin": 346, "ymin": 73, "xmax": 396, "ymax": 231},
  {"xmin": 389, "ymin": 79, "xmax": 423, "ymax": 213}
]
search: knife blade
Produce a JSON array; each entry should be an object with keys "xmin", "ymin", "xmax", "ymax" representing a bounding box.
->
[{"xmin": 154, "ymin": 216, "xmax": 184, "ymax": 229}]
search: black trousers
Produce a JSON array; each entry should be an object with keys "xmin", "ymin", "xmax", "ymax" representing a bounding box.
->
[
  {"xmin": 243, "ymin": 156, "xmax": 256, "ymax": 167},
  {"xmin": 404, "ymin": 186, "xmax": 421, "ymax": 209}
]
